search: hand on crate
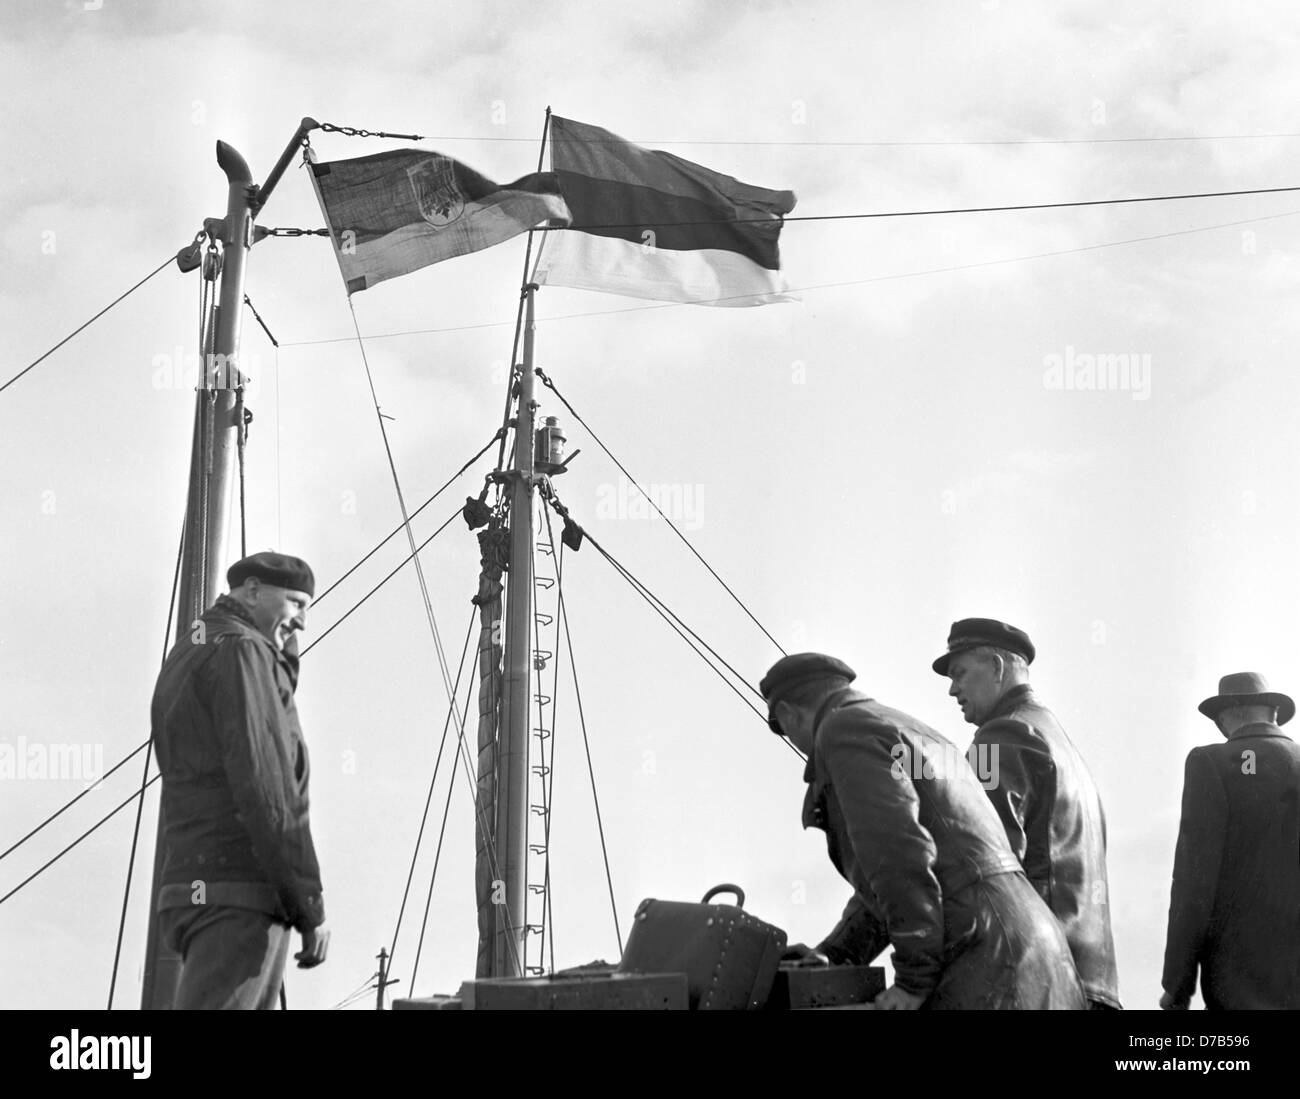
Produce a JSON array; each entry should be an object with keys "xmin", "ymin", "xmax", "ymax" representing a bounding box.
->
[
  {"xmin": 866, "ymin": 984, "xmax": 926, "ymax": 1010},
  {"xmin": 781, "ymin": 942, "xmax": 831, "ymax": 967}
]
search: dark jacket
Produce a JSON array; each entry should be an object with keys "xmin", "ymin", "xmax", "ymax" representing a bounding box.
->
[
  {"xmin": 1162, "ymin": 723, "xmax": 1300, "ymax": 1009},
  {"xmin": 971, "ymin": 684, "xmax": 1121, "ymax": 1008},
  {"xmin": 150, "ymin": 595, "xmax": 325, "ymax": 932},
  {"xmin": 806, "ymin": 688, "xmax": 1084, "ymax": 1008}
]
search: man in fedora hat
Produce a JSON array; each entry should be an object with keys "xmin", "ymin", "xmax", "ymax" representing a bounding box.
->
[
  {"xmin": 151, "ymin": 551, "xmax": 330, "ymax": 1009},
  {"xmin": 933, "ymin": 618, "xmax": 1120, "ymax": 1009},
  {"xmin": 1160, "ymin": 671, "xmax": 1300, "ymax": 1010},
  {"xmin": 761, "ymin": 652, "xmax": 1084, "ymax": 1009}
]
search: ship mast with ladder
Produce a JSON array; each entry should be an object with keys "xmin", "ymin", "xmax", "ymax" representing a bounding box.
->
[{"xmin": 139, "ymin": 122, "xmax": 563, "ymax": 1005}]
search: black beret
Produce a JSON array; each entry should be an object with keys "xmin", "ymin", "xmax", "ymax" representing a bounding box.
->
[
  {"xmin": 932, "ymin": 618, "xmax": 1034, "ymax": 676},
  {"xmin": 227, "ymin": 552, "xmax": 316, "ymax": 598},
  {"xmin": 760, "ymin": 653, "xmax": 856, "ymax": 733}
]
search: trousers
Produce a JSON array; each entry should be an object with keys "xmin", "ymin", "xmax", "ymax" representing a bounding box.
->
[{"xmin": 161, "ymin": 904, "xmax": 292, "ymax": 1010}]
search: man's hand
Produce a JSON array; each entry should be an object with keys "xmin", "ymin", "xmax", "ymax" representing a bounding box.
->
[
  {"xmin": 781, "ymin": 942, "xmax": 831, "ymax": 967},
  {"xmin": 867, "ymin": 984, "xmax": 926, "ymax": 1010},
  {"xmin": 295, "ymin": 923, "xmax": 330, "ymax": 969},
  {"xmin": 1159, "ymin": 991, "xmax": 1188, "ymax": 1011}
]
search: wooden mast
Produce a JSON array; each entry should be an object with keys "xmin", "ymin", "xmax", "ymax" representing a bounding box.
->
[
  {"xmin": 140, "ymin": 139, "xmax": 255, "ymax": 1009},
  {"xmin": 140, "ymin": 121, "xmax": 316, "ymax": 1008},
  {"xmin": 492, "ymin": 285, "xmax": 539, "ymax": 977}
]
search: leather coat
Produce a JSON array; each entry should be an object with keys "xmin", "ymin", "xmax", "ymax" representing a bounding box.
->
[
  {"xmin": 1163, "ymin": 723, "xmax": 1300, "ymax": 1009},
  {"xmin": 806, "ymin": 688, "xmax": 1084, "ymax": 1008},
  {"xmin": 150, "ymin": 595, "xmax": 325, "ymax": 932},
  {"xmin": 971, "ymin": 685, "xmax": 1121, "ymax": 1008}
]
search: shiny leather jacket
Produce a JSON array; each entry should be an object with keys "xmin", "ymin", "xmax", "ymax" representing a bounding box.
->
[
  {"xmin": 150, "ymin": 595, "xmax": 325, "ymax": 932},
  {"xmin": 972, "ymin": 685, "xmax": 1120, "ymax": 1007},
  {"xmin": 803, "ymin": 688, "xmax": 1026, "ymax": 996}
]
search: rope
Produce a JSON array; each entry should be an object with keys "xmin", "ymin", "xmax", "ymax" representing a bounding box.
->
[
  {"xmin": 311, "ymin": 431, "xmax": 503, "ymax": 606},
  {"xmin": 346, "ymin": 299, "xmax": 467, "ymax": 735},
  {"xmin": 107, "ymin": 517, "xmax": 186, "ymax": 1006},
  {"xmin": 280, "ymin": 208, "xmax": 1300, "ymax": 346},
  {"xmin": 536, "ymin": 368, "xmax": 785, "ymax": 656},
  {"xmin": 0, "ymin": 741, "xmax": 148, "ymax": 863},
  {"xmin": 544, "ymin": 506, "xmax": 623, "ymax": 953},
  {"xmin": 387, "ymin": 608, "xmax": 476, "ymax": 986},
  {"xmin": 404, "ymin": 129, "xmax": 1300, "ymax": 148},
  {"xmin": 553, "ymin": 500, "xmax": 803, "ymax": 761},
  {"xmin": 299, "ymin": 506, "xmax": 462, "ymax": 657},
  {"xmin": 0, "ymin": 776, "xmax": 161, "ymax": 909},
  {"xmin": 581, "ymin": 527, "xmax": 764, "ymax": 704},
  {"xmin": 4, "ymin": 444, "xmax": 490, "ymax": 882},
  {"xmin": 410, "ymin": 634, "xmax": 479, "ymax": 993},
  {"xmin": 344, "ymin": 301, "xmax": 517, "ymax": 972},
  {"xmin": 531, "ymin": 184, "xmax": 1300, "ymax": 233},
  {"xmin": 1, "ymin": 251, "xmax": 177, "ymax": 395}
]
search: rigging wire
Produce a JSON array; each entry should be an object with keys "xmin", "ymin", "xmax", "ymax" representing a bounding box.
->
[
  {"xmin": 581, "ymin": 527, "xmax": 765, "ymax": 704},
  {"xmin": 2, "ymin": 250, "xmax": 179, "ymax": 396},
  {"xmin": 332, "ymin": 979, "xmax": 379, "ymax": 1010},
  {"xmin": 591, "ymin": 536, "xmax": 767, "ymax": 718},
  {"xmin": 310, "ymin": 431, "xmax": 503, "ymax": 606},
  {"xmin": 328, "ymin": 971, "xmax": 377, "ymax": 1010},
  {"xmin": 346, "ymin": 299, "xmax": 472, "ymax": 749},
  {"xmin": 551, "ymin": 499, "xmax": 803, "ymax": 762},
  {"xmin": 387, "ymin": 607, "xmax": 476, "ymax": 987},
  {"xmin": 299, "ymin": 506, "xmax": 462, "ymax": 657},
  {"xmin": 536, "ymin": 367, "xmax": 785, "ymax": 656},
  {"xmin": 106, "ymin": 440, "xmax": 190, "ymax": 1006},
  {"xmin": 409, "ymin": 129, "xmax": 1300, "ymax": 148},
  {"xmin": 0, "ymin": 741, "xmax": 148, "ymax": 864},
  {"xmin": 0, "ymin": 776, "xmax": 162, "ymax": 909},
  {"xmin": 280, "ymin": 208, "xmax": 1300, "ymax": 347},
  {"xmin": 529, "ymin": 184, "xmax": 1300, "ymax": 233},
  {"xmin": 2, "ymin": 437, "xmax": 496, "ymax": 881},
  {"xmin": 410, "ymin": 624, "xmax": 481, "ymax": 994},
  {"xmin": 543, "ymin": 505, "xmax": 623, "ymax": 954}
]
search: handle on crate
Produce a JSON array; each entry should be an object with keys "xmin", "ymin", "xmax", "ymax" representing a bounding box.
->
[{"xmin": 701, "ymin": 883, "xmax": 746, "ymax": 908}]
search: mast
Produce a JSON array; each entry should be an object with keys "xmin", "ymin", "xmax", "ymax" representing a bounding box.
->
[
  {"xmin": 492, "ymin": 284, "xmax": 539, "ymax": 976},
  {"xmin": 140, "ymin": 141, "xmax": 255, "ymax": 1009}
]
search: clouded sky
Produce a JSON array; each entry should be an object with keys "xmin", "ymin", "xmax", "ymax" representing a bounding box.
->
[{"xmin": 2, "ymin": 0, "xmax": 1298, "ymax": 1010}]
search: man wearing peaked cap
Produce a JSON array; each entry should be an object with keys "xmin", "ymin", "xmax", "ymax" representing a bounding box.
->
[
  {"xmin": 933, "ymin": 618, "xmax": 1120, "ymax": 1009},
  {"xmin": 1161, "ymin": 672, "xmax": 1300, "ymax": 1010},
  {"xmin": 149, "ymin": 551, "xmax": 329, "ymax": 1008},
  {"xmin": 761, "ymin": 652, "xmax": 1084, "ymax": 1010}
]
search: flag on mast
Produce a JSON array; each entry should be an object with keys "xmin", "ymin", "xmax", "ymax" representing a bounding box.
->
[
  {"xmin": 310, "ymin": 149, "xmax": 570, "ymax": 294},
  {"xmin": 533, "ymin": 116, "xmax": 797, "ymax": 306}
]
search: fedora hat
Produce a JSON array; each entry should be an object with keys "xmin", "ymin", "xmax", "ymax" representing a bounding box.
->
[{"xmin": 1198, "ymin": 671, "xmax": 1294, "ymax": 725}]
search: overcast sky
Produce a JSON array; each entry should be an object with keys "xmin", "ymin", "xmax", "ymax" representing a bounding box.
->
[{"xmin": 2, "ymin": 0, "xmax": 1299, "ymax": 1010}]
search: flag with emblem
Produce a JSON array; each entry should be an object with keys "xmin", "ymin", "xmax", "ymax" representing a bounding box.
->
[
  {"xmin": 533, "ymin": 115, "xmax": 797, "ymax": 306},
  {"xmin": 310, "ymin": 149, "xmax": 571, "ymax": 294}
]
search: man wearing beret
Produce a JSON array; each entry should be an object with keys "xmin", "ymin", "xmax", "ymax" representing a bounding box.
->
[
  {"xmin": 1160, "ymin": 672, "xmax": 1300, "ymax": 1010},
  {"xmin": 151, "ymin": 551, "xmax": 329, "ymax": 1008},
  {"xmin": 762, "ymin": 652, "xmax": 1084, "ymax": 1009},
  {"xmin": 933, "ymin": 618, "xmax": 1120, "ymax": 1010}
]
